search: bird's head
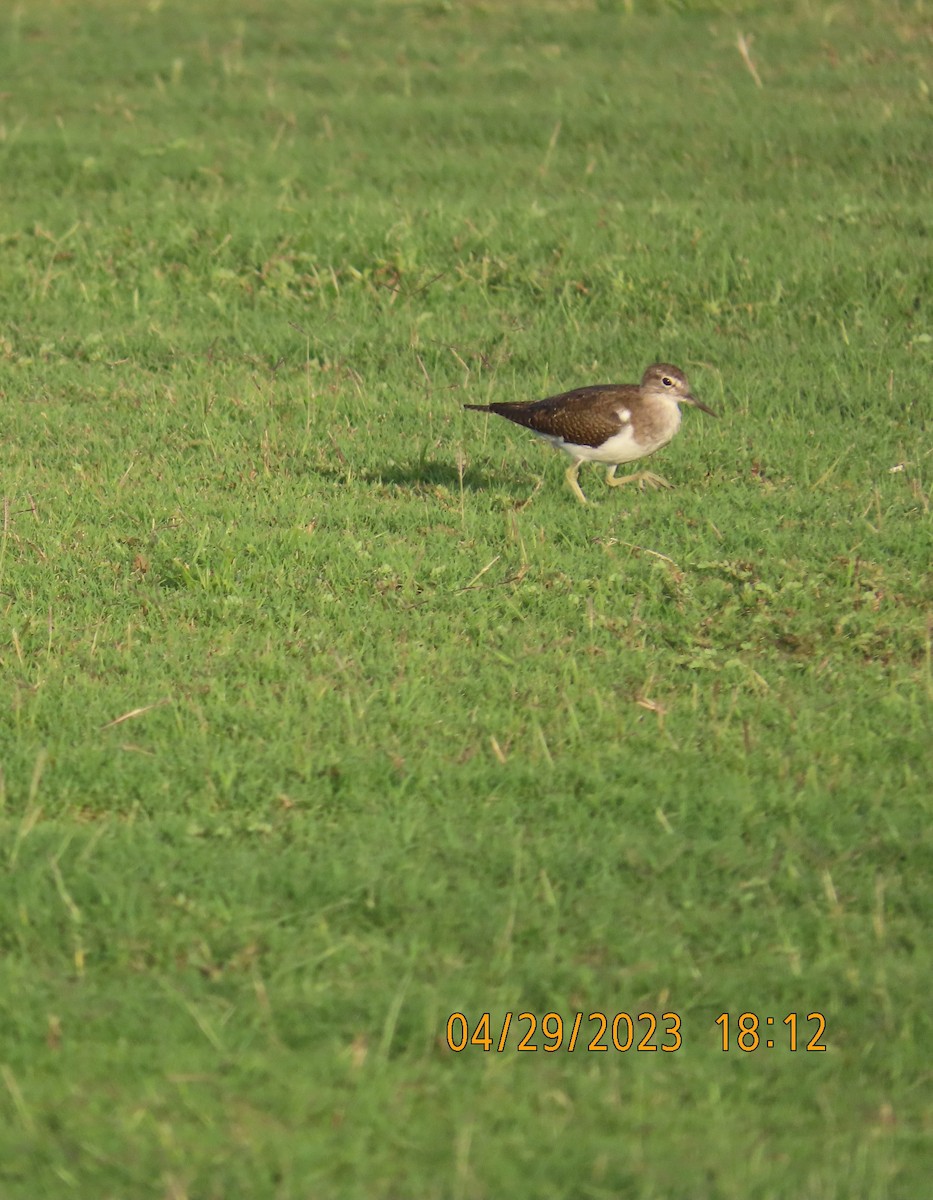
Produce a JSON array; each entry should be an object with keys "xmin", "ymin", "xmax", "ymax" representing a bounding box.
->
[{"xmin": 642, "ymin": 363, "xmax": 718, "ymax": 417}]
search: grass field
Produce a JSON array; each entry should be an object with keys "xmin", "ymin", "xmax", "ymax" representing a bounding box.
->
[{"xmin": 1, "ymin": 0, "xmax": 931, "ymax": 1196}]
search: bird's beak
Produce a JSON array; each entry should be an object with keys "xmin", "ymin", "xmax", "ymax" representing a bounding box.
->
[{"xmin": 686, "ymin": 394, "xmax": 718, "ymax": 418}]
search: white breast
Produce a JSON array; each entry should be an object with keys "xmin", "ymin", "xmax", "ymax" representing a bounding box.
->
[{"xmin": 573, "ymin": 424, "xmax": 644, "ymax": 464}]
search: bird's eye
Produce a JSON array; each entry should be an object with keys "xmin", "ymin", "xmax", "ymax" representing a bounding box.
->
[{"xmin": 662, "ymin": 376, "xmax": 674, "ymax": 387}]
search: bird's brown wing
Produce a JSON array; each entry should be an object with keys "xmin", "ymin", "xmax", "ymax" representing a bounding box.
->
[{"xmin": 476, "ymin": 384, "xmax": 636, "ymax": 448}]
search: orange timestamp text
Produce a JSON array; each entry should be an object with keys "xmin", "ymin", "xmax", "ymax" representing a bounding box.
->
[
  {"xmin": 715, "ymin": 1012, "xmax": 827, "ymax": 1052},
  {"xmin": 446, "ymin": 1011, "xmax": 683, "ymax": 1054},
  {"xmin": 446, "ymin": 1011, "xmax": 829, "ymax": 1054}
]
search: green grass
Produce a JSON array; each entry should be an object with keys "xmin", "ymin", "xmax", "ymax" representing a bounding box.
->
[{"xmin": 1, "ymin": 0, "xmax": 931, "ymax": 1195}]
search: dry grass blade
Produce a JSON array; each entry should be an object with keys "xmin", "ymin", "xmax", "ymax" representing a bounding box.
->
[
  {"xmin": 99, "ymin": 698, "xmax": 172, "ymax": 731},
  {"xmin": 736, "ymin": 32, "xmax": 764, "ymax": 88}
]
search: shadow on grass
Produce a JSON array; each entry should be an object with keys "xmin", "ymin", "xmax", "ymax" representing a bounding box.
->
[
  {"xmin": 317, "ymin": 459, "xmax": 535, "ymax": 498},
  {"xmin": 375, "ymin": 460, "xmax": 497, "ymax": 491}
]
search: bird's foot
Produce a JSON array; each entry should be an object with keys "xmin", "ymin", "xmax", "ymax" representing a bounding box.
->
[{"xmin": 606, "ymin": 469, "xmax": 673, "ymax": 492}]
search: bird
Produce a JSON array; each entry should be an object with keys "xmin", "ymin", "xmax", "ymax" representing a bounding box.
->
[{"xmin": 464, "ymin": 362, "xmax": 717, "ymax": 504}]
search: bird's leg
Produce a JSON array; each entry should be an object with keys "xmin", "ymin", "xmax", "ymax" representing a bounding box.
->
[
  {"xmin": 605, "ymin": 466, "xmax": 673, "ymax": 491},
  {"xmin": 565, "ymin": 460, "xmax": 588, "ymax": 505}
]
